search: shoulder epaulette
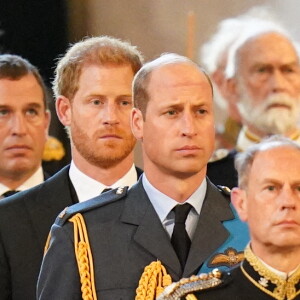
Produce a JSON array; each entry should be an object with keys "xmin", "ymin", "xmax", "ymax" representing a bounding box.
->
[
  {"xmin": 56, "ymin": 186, "xmax": 129, "ymax": 226},
  {"xmin": 156, "ymin": 269, "xmax": 227, "ymax": 300},
  {"xmin": 217, "ymin": 185, "xmax": 231, "ymax": 197}
]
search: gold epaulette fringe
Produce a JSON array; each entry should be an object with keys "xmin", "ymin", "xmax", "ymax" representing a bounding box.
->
[
  {"xmin": 135, "ymin": 260, "xmax": 172, "ymax": 300},
  {"xmin": 69, "ymin": 213, "xmax": 97, "ymax": 300}
]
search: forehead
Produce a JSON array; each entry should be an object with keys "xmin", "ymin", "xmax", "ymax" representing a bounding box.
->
[
  {"xmin": 148, "ymin": 63, "xmax": 212, "ymax": 97},
  {"xmin": 250, "ymin": 146, "xmax": 300, "ymax": 181},
  {"xmin": 238, "ymin": 32, "xmax": 298, "ymax": 67},
  {"xmin": 80, "ymin": 63, "xmax": 134, "ymax": 80},
  {"xmin": 0, "ymin": 74, "xmax": 44, "ymax": 105}
]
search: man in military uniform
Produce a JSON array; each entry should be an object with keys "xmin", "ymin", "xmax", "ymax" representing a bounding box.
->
[
  {"xmin": 0, "ymin": 36, "xmax": 143, "ymax": 300},
  {"xmin": 37, "ymin": 53, "xmax": 249, "ymax": 300},
  {"xmin": 158, "ymin": 136, "xmax": 300, "ymax": 300},
  {"xmin": 207, "ymin": 22, "xmax": 300, "ymax": 189}
]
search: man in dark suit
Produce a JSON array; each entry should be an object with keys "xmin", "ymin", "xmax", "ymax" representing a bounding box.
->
[
  {"xmin": 37, "ymin": 53, "xmax": 249, "ymax": 300},
  {"xmin": 0, "ymin": 54, "xmax": 51, "ymax": 196},
  {"xmin": 158, "ymin": 136, "xmax": 300, "ymax": 300},
  {"xmin": 0, "ymin": 36, "xmax": 143, "ymax": 300}
]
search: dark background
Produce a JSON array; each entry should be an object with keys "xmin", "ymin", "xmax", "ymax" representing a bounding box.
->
[{"xmin": 0, "ymin": 0, "xmax": 71, "ymax": 171}]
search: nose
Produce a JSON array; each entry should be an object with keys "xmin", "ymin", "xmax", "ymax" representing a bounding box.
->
[
  {"xmin": 280, "ymin": 186, "xmax": 297, "ymax": 210},
  {"xmin": 270, "ymin": 69, "xmax": 288, "ymax": 94},
  {"xmin": 102, "ymin": 103, "xmax": 119, "ymax": 126},
  {"xmin": 181, "ymin": 111, "xmax": 197, "ymax": 137},
  {"xmin": 11, "ymin": 113, "xmax": 27, "ymax": 136}
]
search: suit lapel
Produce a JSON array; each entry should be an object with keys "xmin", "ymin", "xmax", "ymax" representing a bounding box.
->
[
  {"xmin": 183, "ymin": 180, "xmax": 234, "ymax": 277},
  {"xmin": 121, "ymin": 179, "xmax": 182, "ymax": 279},
  {"xmin": 24, "ymin": 166, "xmax": 75, "ymax": 251}
]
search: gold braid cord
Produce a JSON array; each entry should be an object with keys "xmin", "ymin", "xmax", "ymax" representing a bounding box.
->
[
  {"xmin": 135, "ymin": 260, "xmax": 172, "ymax": 300},
  {"xmin": 69, "ymin": 213, "xmax": 97, "ymax": 300},
  {"xmin": 43, "ymin": 232, "xmax": 51, "ymax": 255}
]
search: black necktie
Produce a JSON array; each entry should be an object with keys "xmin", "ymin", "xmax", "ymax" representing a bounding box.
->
[
  {"xmin": 171, "ymin": 203, "xmax": 192, "ymax": 271},
  {"xmin": 2, "ymin": 190, "xmax": 19, "ymax": 197}
]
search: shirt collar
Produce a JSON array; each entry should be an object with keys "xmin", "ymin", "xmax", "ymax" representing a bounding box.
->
[
  {"xmin": 0, "ymin": 166, "xmax": 44, "ymax": 196},
  {"xmin": 142, "ymin": 173, "xmax": 207, "ymax": 223},
  {"xmin": 69, "ymin": 161, "xmax": 138, "ymax": 202}
]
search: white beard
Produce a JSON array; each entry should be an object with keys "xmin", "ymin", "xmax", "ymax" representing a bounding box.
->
[{"xmin": 237, "ymin": 91, "xmax": 300, "ymax": 135}]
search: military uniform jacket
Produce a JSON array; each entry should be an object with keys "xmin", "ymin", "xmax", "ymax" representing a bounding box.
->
[
  {"xmin": 0, "ymin": 166, "xmax": 77, "ymax": 300},
  {"xmin": 207, "ymin": 149, "xmax": 238, "ymax": 189},
  {"xmin": 37, "ymin": 177, "xmax": 248, "ymax": 300},
  {"xmin": 192, "ymin": 261, "xmax": 300, "ymax": 299}
]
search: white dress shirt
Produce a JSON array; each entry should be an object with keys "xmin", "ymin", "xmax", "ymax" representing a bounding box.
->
[
  {"xmin": 0, "ymin": 166, "xmax": 44, "ymax": 197},
  {"xmin": 142, "ymin": 174, "xmax": 207, "ymax": 240},
  {"xmin": 69, "ymin": 161, "xmax": 138, "ymax": 202}
]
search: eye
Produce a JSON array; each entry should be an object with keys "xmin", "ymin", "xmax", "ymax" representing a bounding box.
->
[
  {"xmin": 92, "ymin": 99, "xmax": 101, "ymax": 105},
  {"xmin": 266, "ymin": 185, "xmax": 276, "ymax": 191},
  {"xmin": 0, "ymin": 109, "xmax": 9, "ymax": 116},
  {"xmin": 26, "ymin": 108, "xmax": 38, "ymax": 116},
  {"xmin": 257, "ymin": 67, "xmax": 267, "ymax": 73},
  {"xmin": 120, "ymin": 100, "xmax": 132, "ymax": 106},
  {"xmin": 197, "ymin": 109, "xmax": 207, "ymax": 115},
  {"xmin": 283, "ymin": 67, "xmax": 294, "ymax": 73},
  {"xmin": 166, "ymin": 110, "xmax": 177, "ymax": 116}
]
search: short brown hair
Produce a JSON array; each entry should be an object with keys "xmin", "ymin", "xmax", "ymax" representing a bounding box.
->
[
  {"xmin": 0, "ymin": 54, "xmax": 49, "ymax": 109},
  {"xmin": 133, "ymin": 53, "xmax": 213, "ymax": 118},
  {"xmin": 53, "ymin": 36, "xmax": 143, "ymax": 100}
]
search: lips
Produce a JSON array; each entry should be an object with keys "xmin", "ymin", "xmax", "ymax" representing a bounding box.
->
[
  {"xmin": 100, "ymin": 134, "xmax": 122, "ymax": 139},
  {"xmin": 267, "ymin": 103, "xmax": 291, "ymax": 110},
  {"xmin": 177, "ymin": 145, "xmax": 200, "ymax": 151},
  {"xmin": 6, "ymin": 144, "xmax": 32, "ymax": 150},
  {"xmin": 276, "ymin": 219, "xmax": 299, "ymax": 226}
]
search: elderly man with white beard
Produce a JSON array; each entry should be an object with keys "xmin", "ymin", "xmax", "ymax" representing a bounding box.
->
[{"xmin": 207, "ymin": 23, "xmax": 300, "ymax": 189}]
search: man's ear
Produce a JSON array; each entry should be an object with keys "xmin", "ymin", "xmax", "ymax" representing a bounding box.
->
[
  {"xmin": 43, "ymin": 109, "xmax": 51, "ymax": 138},
  {"xmin": 131, "ymin": 108, "xmax": 144, "ymax": 141},
  {"xmin": 231, "ymin": 187, "xmax": 248, "ymax": 222},
  {"xmin": 56, "ymin": 96, "xmax": 72, "ymax": 127},
  {"xmin": 223, "ymin": 77, "xmax": 242, "ymax": 122}
]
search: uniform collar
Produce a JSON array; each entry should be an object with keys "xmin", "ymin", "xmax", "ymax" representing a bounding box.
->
[
  {"xmin": 142, "ymin": 173, "xmax": 206, "ymax": 224},
  {"xmin": 237, "ymin": 126, "xmax": 300, "ymax": 152},
  {"xmin": 241, "ymin": 244, "xmax": 300, "ymax": 300}
]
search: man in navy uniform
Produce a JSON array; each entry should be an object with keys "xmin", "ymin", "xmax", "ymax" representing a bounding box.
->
[
  {"xmin": 0, "ymin": 36, "xmax": 143, "ymax": 300},
  {"xmin": 158, "ymin": 136, "xmax": 300, "ymax": 300},
  {"xmin": 37, "ymin": 53, "xmax": 249, "ymax": 300}
]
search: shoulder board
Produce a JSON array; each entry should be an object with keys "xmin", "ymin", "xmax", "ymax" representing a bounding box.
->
[
  {"xmin": 217, "ymin": 185, "xmax": 231, "ymax": 197},
  {"xmin": 56, "ymin": 186, "xmax": 129, "ymax": 226},
  {"xmin": 157, "ymin": 269, "xmax": 229, "ymax": 300}
]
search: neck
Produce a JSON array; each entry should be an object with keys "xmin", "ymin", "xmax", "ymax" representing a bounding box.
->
[
  {"xmin": 72, "ymin": 150, "xmax": 134, "ymax": 186},
  {"xmin": 251, "ymin": 243, "xmax": 300, "ymax": 273},
  {"xmin": 0, "ymin": 168, "xmax": 37, "ymax": 190},
  {"xmin": 144, "ymin": 163, "xmax": 206, "ymax": 203}
]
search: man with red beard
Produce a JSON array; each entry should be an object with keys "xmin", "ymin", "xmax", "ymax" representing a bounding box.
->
[
  {"xmin": 0, "ymin": 36, "xmax": 143, "ymax": 300},
  {"xmin": 207, "ymin": 25, "xmax": 300, "ymax": 189}
]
